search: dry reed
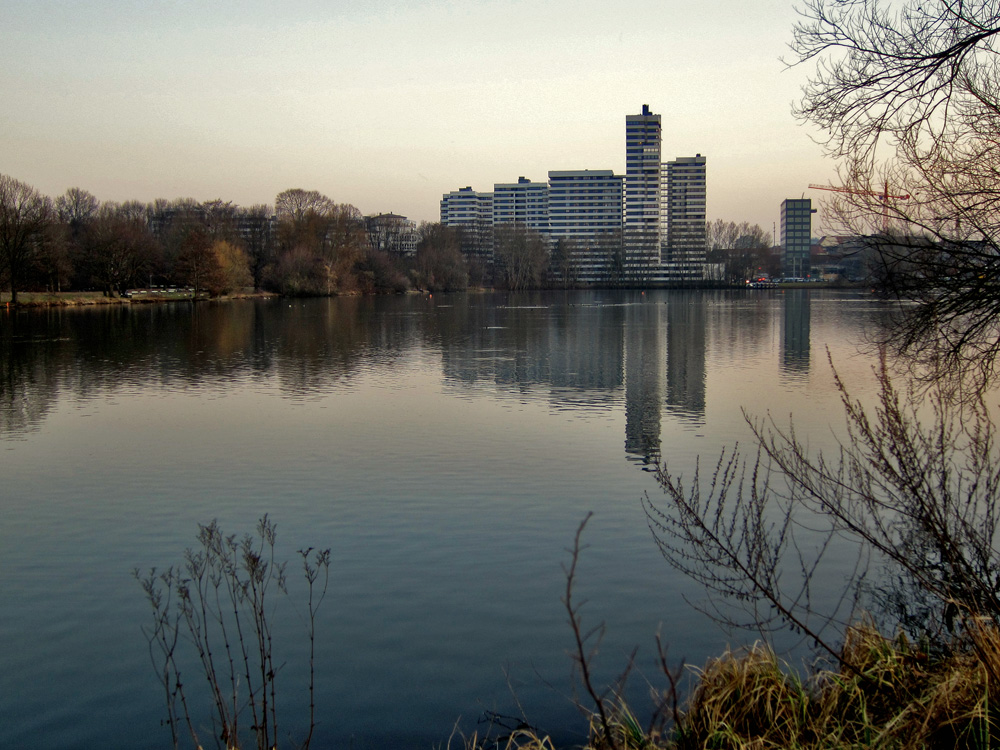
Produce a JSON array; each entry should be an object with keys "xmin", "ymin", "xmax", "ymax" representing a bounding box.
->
[{"xmin": 483, "ymin": 621, "xmax": 1000, "ymax": 750}]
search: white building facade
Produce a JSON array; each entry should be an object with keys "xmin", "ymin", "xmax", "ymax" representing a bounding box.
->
[
  {"xmin": 365, "ymin": 213, "xmax": 418, "ymax": 256},
  {"xmin": 492, "ymin": 177, "xmax": 549, "ymax": 234},
  {"xmin": 548, "ymin": 170, "xmax": 624, "ymax": 283},
  {"xmin": 440, "ymin": 186, "xmax": 494, "ymax": 260},
  {"xmin": 662, "ymin": 154, "xmax": 707, "ymax": 281},
  {"xmin": 625, "ymin": 104, "xmax": 663, "ymax": 275}
]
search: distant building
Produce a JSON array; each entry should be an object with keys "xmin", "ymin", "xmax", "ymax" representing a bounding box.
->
[
  {"xmin": 547, "ymin": 170, "xmax": 624, "ymax": 283},
  {"xmin": 441, "ymin": 186, "xmax": 494, "ymax": 261},
  {"xmin": 663, "ymin": 154, "xmax": 707, "ymax": 281},
  {"xmin": 365, "ymin": 213, "xmax": 417, "ymax": 256},
  {"xmin": 780, "ymin": 198, "xmax": 816, "ymax": 277},
  {"xmin": 492, "ymin": 176, "xmax": 549, "ymax": 234},
  {"xmin": 625, "ymin": 104, "xmax": 663, "ymax": 273}
]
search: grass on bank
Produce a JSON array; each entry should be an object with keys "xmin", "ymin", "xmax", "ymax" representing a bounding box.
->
[
  {"xmin": 467, "ymin": 621, "xmax": 1000, "ymax": 750},
  {"xmin": 0, "ymin": 289, "xmax": 280, "ymax": 306},
  {"xmin": 1, "ymin": 290, "xmax": 130, "ymax": 306}
]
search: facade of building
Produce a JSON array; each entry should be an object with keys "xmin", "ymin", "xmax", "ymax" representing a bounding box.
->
[
  {"xmin": 662, "ymin": 154, "xmax": 707, "ymax": 281},
  {"xmin": 441, "ymin": 186, "xmax": 494, "ymax": 260},
  {"xmin": 492, "ymin": 177, "xmax": 549, "ymax": 234},
  {"xmin": 780, "ymin": 198, "xmax": 815, "ymax": 277},
  {"xmin": 547, "ymin": 170, "xmax": 624, "ymax": 282},
  {"xmin": 625, "ymin": 104, "xmax": 663, "ymax": 273},
  {"xmin": 365, "ymin": 213, "xmax": 418, "ymax": 256}
]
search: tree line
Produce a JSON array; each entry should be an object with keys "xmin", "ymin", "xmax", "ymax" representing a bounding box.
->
[
  {"xmin": 0, "ymin": 179, "xmax": 535, "ymax": 304},
  {"xmin": 0, "ymin": 177, "xmax": 599, "ymax": 303}
]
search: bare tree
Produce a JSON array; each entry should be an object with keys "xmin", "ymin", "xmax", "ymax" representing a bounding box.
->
[
  {"xmin": 597, "ymin": 230, "xmax": 626, "ymax": 287},
  {"xmin": 78, "ymin": 202, "xmax": 157, "ymax": 297},
  {"xmin": 55, "ymin": 187, "xmax": 99, "ymax": 228},
  {"xmin": 212, "ymin": 239, "xmax": 252, "ymax": 295},
  {"xmin": 274, "ymin": 189, "xmax": 333, "ymax": 226},
  {"xmin": 150, "ymin": 198, "xmax": 207, "ymax": 281},
  {"xmin": 320, "ymin": 203, "xmax": 367, "ymax": 294},
  {"xmin": 201, "ymin": 199, "xmax": 240, "ymax": 243},
  {"xmin": 642, "ymin": 1, "xmax": 1000, "ymax": 695},
  {"xmin": 175, "ymin": 228, "xmax": 224, "ymax": 297},
  {"xmin": 239, "ymin": 204, "xmax": 274, "ymax": 291},
  {"xmin": 790, "ymin": 1, "xmax": 1000, "ymax": 385},
  {"xmin": 646, "ymin": 354, "xmax": 1000, "ymax": 668},
  {"xmin": 706, "ymin": 220, "xmax": 772, "ymax": 283},
  {"xmin": 0, "ymin": 174, "xmax": 53, "ymax": 304},
  {"xmin": 414, "ymin": 222, "xmax": 468, "ymax": 292},
  {"xmin": 493, "ymin": 224, "xmax": 549, "ymax": 290},
  {"xmin": 549, "ymin": 237, "xmax": 580, "ymax": 288}
]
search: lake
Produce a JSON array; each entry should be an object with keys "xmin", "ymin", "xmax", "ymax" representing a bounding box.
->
[{"xmin": 1, "ymin": 289, "xmax": 888, "ymax": 749}]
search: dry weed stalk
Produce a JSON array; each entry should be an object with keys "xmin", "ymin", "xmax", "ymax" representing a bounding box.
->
[{"xmin": 136, "ymin": 515, "xmax": 330, "ymax": 750}]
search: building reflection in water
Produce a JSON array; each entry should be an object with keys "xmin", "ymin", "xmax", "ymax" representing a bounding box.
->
[
  {"xmin": 781, "ymin": 289, "xmax": 811, "ymax": 376},
  {"xmin": 4, "ymin": 293, "xmax": 718, "ymax": 468},
  {"xmin": 666, "ymin": 292, "xmax": 707, "ymax": 420},
  {"xmin": 624, "ymin": 300, "xmax": 664, "ymax": 464}
]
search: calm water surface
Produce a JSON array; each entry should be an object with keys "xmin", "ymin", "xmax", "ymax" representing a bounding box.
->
[{"xmin": 1, "ymin": 289, "xmax": 887, "ymax": 749}]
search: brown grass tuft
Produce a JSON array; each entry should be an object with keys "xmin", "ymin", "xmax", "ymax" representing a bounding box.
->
[{"xmin": 488, "ymin": 621, "xmax": 1000, "ymax": 750}]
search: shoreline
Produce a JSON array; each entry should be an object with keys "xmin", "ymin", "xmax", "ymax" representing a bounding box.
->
[
  {"xmin": 1, "ymin": 282, "xmax": 855, "ymax": 310},
  {"xmin": 0, "ymin": 289, "xmax": 281, "ymax": 308}
]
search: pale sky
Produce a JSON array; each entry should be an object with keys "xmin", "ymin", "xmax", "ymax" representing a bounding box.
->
[{"xmin": 0, "ymin": 0, "xmax": 837, "ymax": 235}]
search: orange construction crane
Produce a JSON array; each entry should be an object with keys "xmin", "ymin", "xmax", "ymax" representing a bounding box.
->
[{"xmin": 808, "ymin": 181, "xmax": 910, "ymax": 231}]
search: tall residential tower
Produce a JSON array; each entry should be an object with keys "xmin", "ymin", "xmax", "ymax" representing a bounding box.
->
[
  {"xmin": 625, "ymin": 105, "xmax": 662, "ymax": 274},
  {"xmin": 663, "ymin": 154, "xmax": 707, "ymax": 281},
  {"xmin": 780, "ymin": 198, "xmax": 815, "ymax": 277}
]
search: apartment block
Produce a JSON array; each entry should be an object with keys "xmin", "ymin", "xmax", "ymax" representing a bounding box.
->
[
  {"xmin": 440, "ymin": 104, "xmax": 708, "ymax": 284},
  {"xmin": 441, "ymin": 186, "xmax": 494, "ymax": 260},
  {"xmin": 492, "ymin": 176, "xmax": 549, "ymax": 234},
  {"xmin": 780, "ymin": 198, "xmax": 815, "ymax": 277},
  {"xmin": 663, "ymin": 154, "xmax": 707, "ymax": 281},
  {"xmin": 548, "ymin": 170, "xmax": 624, "ymax": 282}
]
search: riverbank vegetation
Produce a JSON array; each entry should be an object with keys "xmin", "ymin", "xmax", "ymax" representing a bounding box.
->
[
  {"xmin": 0, "ymin": 180, "xmax": 488, "ymax": 304},
  {"xmin": 469, "ymin": 485, "xmax": 1000, "ymax": 750},
  {"xmin": 472, "ymin": 623, "xmax": 1000, "ymax": 750}
]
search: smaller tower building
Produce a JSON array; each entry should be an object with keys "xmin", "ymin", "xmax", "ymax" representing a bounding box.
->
[{"xmin": 780, "ymin": 198, "xmax": 815, "ymax": 278}]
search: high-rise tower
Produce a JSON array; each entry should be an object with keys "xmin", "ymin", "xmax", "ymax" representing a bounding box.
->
[
  {"xmin": 663, "ymin": 154, "xmax": 707, "ymax": 281},
  {"xmin": 780, "ymin": 198, "xmax": 815, "ymax": 277},
  {"xmin": 625, "ymin": 105, "xmax": 662, "ymax": 274}
]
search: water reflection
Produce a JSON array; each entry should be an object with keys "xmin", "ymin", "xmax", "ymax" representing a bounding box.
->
[
  {"xmin": 666, "ymin": 292, "xmax": 707, "ymax": 422},
  {"xmin": 1, "ymin": 289, "xmax": 892, "ymax": 750},
  {"xmin": 1, "ymin": 291, "xmax": 868, "ymax": 463},
  {"xmin": 625, "ymin": 302, "xmax": 664, "ymax": 464},
  {"xmin": 782, "ymin": 289, "xmax": 811, "ymax": 376}
]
